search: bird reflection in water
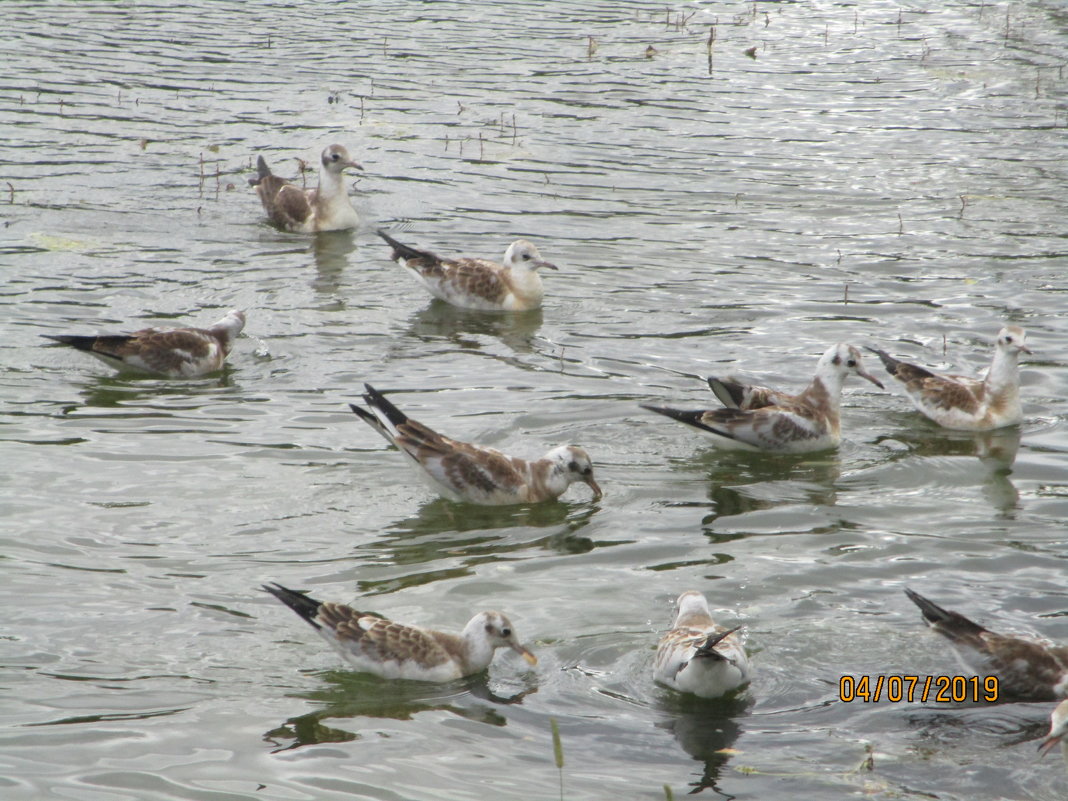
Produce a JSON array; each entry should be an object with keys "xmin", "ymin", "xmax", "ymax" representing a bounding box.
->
[
  {"xmin": 311, "ymin": 230, "xmax": 358, "ymax": 295},
  {"xmin": 656, "ymin": 694, "xmax": 748, "ymax": 797}
]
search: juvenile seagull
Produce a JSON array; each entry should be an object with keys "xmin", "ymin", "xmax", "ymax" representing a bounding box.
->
[
  {"xmin": 1039, "ymin": 699, "xmax": 1068, "ymax": 758},
  {"xmin": 376, "ymin": 229, "xmax": 557, "ymax": 311},
  {"xmin": 905, "ymin": 588, "xmax": 1068, "ymax": 702},
  {"xmin": 42, "ymin": 309, "xmax": 245, "ymax": 378},
  {"xmin": 250, "ymin": 144, "xmax": 362, "ymax": 232},
  {"xmin": 654, "ymin": 590, "xmax": 751, "ymax": 698},
  {"xmin": 867, "ymin": 326, "xmax": 1030, "ymax": 430},
  {"xmin": 262, "ymin": 583, "xmax": 536, "ymax": 681},
  {"xmin": 641, "ymin": 343, "xmax": 884, "ymax": 453},
  {"xmin": 349, "ymin": 383, "xmax": 601, "ymax": 505}
]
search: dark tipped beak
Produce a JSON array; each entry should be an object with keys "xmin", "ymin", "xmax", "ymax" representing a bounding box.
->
[
  {"xmin": 859, "ymin": 369, "xmax": 885, "ymax": 390},
  {"xmin": 1020, "ymin": 344, "xmax": 1033, "ymax": 355},
  {"xmin": 512, "ymin": 643, "xmax": 538, "ymax": 665},
  {"xmin": 534, "ymin": 259, "xmax": 558, "ymax": 271},
  {"xmin": 586, "ymin": 476, "xmax": 603, "ymax": 500},
  {"xmin": 1038, "ymin": 733, "xmax": 1063, "ymax": 757},
  {"xmin": 345, "ymin": 160, "xmax": 364, "ymax": 171}
]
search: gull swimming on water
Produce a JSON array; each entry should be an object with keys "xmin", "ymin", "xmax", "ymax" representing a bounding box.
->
[
  {"xmin": 42, "ymin": 309, "xmax": 246, "ymax": 378},
  {"xmin": 349, "ymin": 383, "xmax": 602, "ymax": 505},
  {"xmin": 262, "ymin": 582, "xmax": 537, "ymax": 681},
  {"xmin": 867, "ymin": 326, "xmax": 1030, "ymax": 431},
  {"xmin": 376, "ymin": 229, "xmax": 557, "ymax": 311},
  {"xmin": 641, "ymin": 343, "xmax": 884, "ymax": 452},
  {"xmin": 250, "ymin": 144, "xmax": 362, "ymax": 232},
  {"xmin": 654, "ymin": 590, "xmax": 751, "ymax": 699},
  {"xmin": 905, "ymin": 588, "xmax": 1068, "ymax": 702}
]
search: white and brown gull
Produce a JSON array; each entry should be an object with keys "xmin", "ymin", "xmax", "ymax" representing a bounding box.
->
[
  {"xmin": 263, "ymin": 583, "xmax": 537, "ymax": 681},
  {"xmin": 867, "ymin": 325, "xmax": 1030, "ymax": 431},
  {"xmin": 42, "ymin": 309, "xmax": 245, "ymax": 378},
  {"xmin": 349, "ymin": 383, "xmax": 601, "ymax": 505},
  {"xmin": 376, "ymin": 229, "xmax": 557, "ymax": 311},
  {"xmin": 1040, "ymin": 699, "xmax": 1068, "ymax": 758},
  {"xmin": 654, "ymin": 590, "xmax": 751, "ymax": 698},
  {"xmin": 905, "ymin": 588, "xmax": 1068, "ymax": 702},
  {"xmin": 641, "ymin": 343, "xmax": 884, "ymax": 453},
  {"xmin": 250, "ymin": 144, "xmax": 362, "ymax": 233}
]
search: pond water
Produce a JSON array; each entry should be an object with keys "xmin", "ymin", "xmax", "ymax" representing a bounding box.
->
[{"xmin": 3, "ymin": 1, "xmax": 1068, "ymax": 799}]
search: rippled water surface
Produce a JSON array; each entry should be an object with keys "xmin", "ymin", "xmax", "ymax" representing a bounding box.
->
[{"xmin": 3, "ymin": 1, "xmax": 1068, "ymax": 799}]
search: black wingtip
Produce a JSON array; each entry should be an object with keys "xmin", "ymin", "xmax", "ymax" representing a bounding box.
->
[
  {"xmin": 362, "ymin": 383, "xmax": 409, "ymax": 428},
  {"xmin": 865, "ymin": 345, "xmax": 898, "ymax": 371},
  {"xmin": 694, "ymin": 625, "xmax": 742, "ymax": 660},
  {"xmin": 706, "ymin": 377, "xmax": 742, "ymax": 409},
  {"xmin": 904, "ymin": 588, "xmax": 949, "ymax": 625},
  {"xmin": 262, "ymin": 582, "xmax": 323, "ymax": 629},
  {"xmin": 42, "ymin": 334, "xmax": 95, "ymax": 351},
  {"xmin": 375, "ymin": 229, "xmax": 436, "ymax": 263}
]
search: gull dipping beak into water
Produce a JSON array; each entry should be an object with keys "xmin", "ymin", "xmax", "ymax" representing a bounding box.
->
[
  {"xmin": 642, "ymin": 343, "xmax": 884, "ymax": 453},
  {"xmin": 262, "ymin": 583, "xmax": 536, "ymax": 681},
  {"xmin": 376, "ymin": 229, "xmax": 557, "ymax": 311},
  {"xmin": 250, "ymin": 143, "xmax": 363, "ymax": 233},
  {"xmin": 349, "ymin": 383, "xmax": 602, "ymax": 505}
]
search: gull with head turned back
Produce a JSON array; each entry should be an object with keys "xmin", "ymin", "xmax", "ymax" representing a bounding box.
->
[
  {"xmin": 250, "ymin": 144, "xmax": 363, "ymax": 232},
  {"xmin": 1039, "ymin": 700, "xmax": 1068, "ymax": 759},
  {"xmin": 642, "ymin": 343, "xmax": 884, "ymax": 453},
  {"xmin": 349, "ymin": 383, "xmax": 601, "ymax": 505},
  {"xmin": 377, "ymin": 229, "xmax": 557, "ymax": 311},
  {"xmin": 867, "ymin": 325, "xmax": 1030, "ymax": 430},
  {"xmin": 262, "ymin": 583, "xmax": 536, "ymax": 681},
  {"xmin": 42, "ymin": 309, "xmax": 245, "ymax": 378}
]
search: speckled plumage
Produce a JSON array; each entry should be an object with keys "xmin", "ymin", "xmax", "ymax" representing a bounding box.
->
[
  {"xmin": 868, "ymin": 326, "xmax": 1030, "ymax": 430},
  {"xmin": 654, "ymin": 590, "xmax": 751, "ymax": 698},
  {"xmin": 905, "ymin": 588, "xmax": 1068, "ymax": 702},
  {"xmin": 377, "ymin": 229, "xmax": 557, "ymax": 311},
  {"xmin": 262, "ymin": 583, "xmax": 536, "ymax": 681},
  {"xmin": 251, "ymin": 144, "xmax": 362, "ymax": 232},
  {"xmin": 348, "ymin": 383, "xmax": 601, "ymax": 505},
  {"xmin": 642, "ymin": 344, "xmax": 884, "ymax": 452},
  {"xmin": 43, "ymin": 309, "xmax": 245, "ymax": 377}
]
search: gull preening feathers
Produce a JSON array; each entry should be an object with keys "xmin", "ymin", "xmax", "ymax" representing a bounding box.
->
[
  {"xmin": 349, "ymin": 384, "xmax": 601, "ymax": 505},
  {"xmin": 250, "ymin": 144, "xmax": 362, "ymax": 232},
  {"xmin": 376, "ymin": 229, "xmax": 557, "ymax": 311},
  {"xmin": 263, "ymin": 583, "xmax": 536, "ymax": 682},
  {"xmin": 642, "ymin": 343, "xmax": 884, "ymax": 452},
  {"xmin": 654, "ymin": 590, "xmax": 751, "ymax": 698},
  {"xmin": 42, "ymin": 309, "xmax": 246, "ymax": 378},
  {"xmin": 867, "ymin": 326, "xmax": 1030, "ymax": 431},
  {"xmin": 905, "ymin": 588, "xmax": 1068, "ymax": 702},
  {"xmin": 1040, "ymin": 700, "xmax": 1068, "ymax": 758}
]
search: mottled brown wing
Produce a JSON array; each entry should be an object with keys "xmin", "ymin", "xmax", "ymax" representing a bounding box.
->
[
  {"xmin": 701, "ymin": 403, "xmax": 823, "ymax": 448},
  {"xmin": 440, "ymin": 259, "xmax": 510, "ymax": 305},
  {"xmin": 102, "ymin": 329, "xmax": 215, "ymax": 374},
  {"xmin": 981, "ymin": 635, "xmax": 1068, "ymax": 701},
  {"xmin": 912, "ymin": 374, "xmax": 982, "ymax": 414},
  {"xmin": 258, "ymin": 180, "xmax": 312, "ymax": 230},
  {"xmin": 318, "ymin": 602, "xmax": 453, "ymax": 669},
  {"xmin": 396, "ymin": 419, "xmax": 526, "ymax": 497}
]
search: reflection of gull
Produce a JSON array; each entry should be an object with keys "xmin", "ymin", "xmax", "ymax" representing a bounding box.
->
[
  {"xmin": 43, "ymin": 309, "xmax": 245, "ymax": 377},
  {"xmin": 642, "ymin": 344, "xmax": 883, "ymax": 452},
  {"xmin": 349, "ymin": 383, "xmax": 602, "ymax": 505},
  {"xmin": 655, "ymin": 591, "xmax": 751, "ymax": 698},
  {"xmin": 250, "ymin": 144, "xmax": 362, "ymax": 232},
  {"xmin": 656, "ymin": 692, "xmax": 746, "ymax": 797},
  {"xmin": 867, "ymin": 326, "xmax": 1030, "ymax": 430},
  {"xmin": 263, "ymin": 583, "xmax": 536, "ymax": 681},
  {"xmin": 905, "ymin": 589, "xmax": 1068, "ymax": 701},
  {"xmin": 1039, "ymin": 700, "xmax": 1068, "ymax": 758},
  {"xmin": 377, "ymin": 229, "xmax": 557, "ymax": 311}
]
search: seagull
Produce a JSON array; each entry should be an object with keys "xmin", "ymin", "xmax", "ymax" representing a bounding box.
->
[
  {"xmin": 1039, "ymin": 699, "xmax": 1068, "ymax": 758},
  {"xmin": 654, "ymin": 590, "xmax": 751, "ymax": 698},
  {"xmin": 867, "ymin": 326, "xmax": 1030, "ymax": 430},
  {"xmin": 641, "ymin": 343, "xmax": 884, "ymax": 452},
  {"xmin": 349, "ymin": 384, "xmax": 601, "ymax": 505},
  {"xmin": 376, "ymin": 229, "xmax": 557, "ymax": 311},
  {"xmin": 42, "ymin": 309, "xmax": 245, "ymax": 377},
  {"xmin": 262, "ymin": 582, "xmax": 537, "ymax": 681},
  {"xmin": 904, "ymin": 588, "xmax": 1068, "ymax": 701},
  {"xmin": 250, "ymin": 144, "xmax": 362, "ymax": 232}
]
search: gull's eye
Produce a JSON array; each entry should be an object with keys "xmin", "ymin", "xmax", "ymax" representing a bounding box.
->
[
  {"xmin": 582, "ymin": 466, "xmax": 593, "ymax": 476},
  {"xmin": 501, "ymin": 627, "xmax": 511, "ymax": 637},
  {"xmin": 1005, "ymin": 335, "xmax": 1013, "ymax": 344},
  {"xmin": 847, "ymin": 359, "xmax": 857, "ymax": 367},
  {"xmin": 522, "ymin": 253, "xmax": 531, "ymax": 260}
]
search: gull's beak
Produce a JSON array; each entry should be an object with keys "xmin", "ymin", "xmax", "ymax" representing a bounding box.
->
[
  {"xmin": 534, "ymin": 259, "xmax": 558, "ymax": 271},
  {"xmin": 858, "ymin": 368, "xmax": 885, "ymax": 390},
  {"xmin": 512, "ymin": 643, "xmax": 538, "ymax": 666},
  {"xmin": 1020, "ymin": 344, "xmax": 1033, "ymax": 355},
  {"xmin": 345, "ymin": 160, "xmax": 364, "ymax": 171},
  {"xmin": 1038, "ymin": 732, "xmax": 1063, "ymax": 757},
  {"xmin": 586, "ymin": 476, "xmax": 603, "ymax": 500}
]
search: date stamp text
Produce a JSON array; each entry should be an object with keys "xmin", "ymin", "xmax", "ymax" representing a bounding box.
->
[{"xmin": 839, "ymin": 674, "xmax": 999, "ymax": 703}]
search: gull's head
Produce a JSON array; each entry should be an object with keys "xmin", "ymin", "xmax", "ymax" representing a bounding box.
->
[
  {"xmin": 468, "ymin": 611, "xmax": 537, "ymax": 665},
  {"xmin": 820, "ymin": 343, "xmax": 885, "ymax": 389},
  {"xmin": 1039, "ymin": 699, "xmax": 1068, "ymax": 758},
  {"xmin": 321, "ymin": 144, "xmax": 363, "ymax": 174},
  {"xmin": 675, "ymin": 590, "xmax": 712, "ymax": 619},
  {"xmin": 503, "ymin": 240, "xmax": 558, "ymax": 273},
  {"xmin": 212, "ymin": 309, "xmax": 247, "ymax": 341},
  {"xmin": 547, "ymin": 445, "xmax": 602, "ymax": 499},
  {"xmin": 996, "ymin": 325, "xmax": 1031, "ymax": 357}
]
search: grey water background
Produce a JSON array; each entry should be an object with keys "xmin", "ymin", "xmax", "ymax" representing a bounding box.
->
[{"xmin": 3, "ymin": 0, "xmax": 1068, "ymax": 798}]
